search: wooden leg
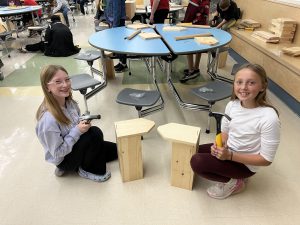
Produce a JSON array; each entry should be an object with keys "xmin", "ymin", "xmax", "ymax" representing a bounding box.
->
[{"xmin": 117, "ymin": 135, "xmax": 143, "ymax": 182}]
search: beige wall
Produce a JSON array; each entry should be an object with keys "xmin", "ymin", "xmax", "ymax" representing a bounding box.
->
[{"xmin": 235, "ymin": 0, "xmax": 300, "ymax": 44}]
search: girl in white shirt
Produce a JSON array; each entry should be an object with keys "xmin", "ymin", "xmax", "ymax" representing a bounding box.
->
[{"xmin": 190, "ymin": 63, "xmax": 280, "ymax": 199}]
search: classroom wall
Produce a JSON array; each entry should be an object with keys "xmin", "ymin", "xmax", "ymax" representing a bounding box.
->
[{"xmin": 235, "ymin": 0, "xmax": 300, "ymax": 44}]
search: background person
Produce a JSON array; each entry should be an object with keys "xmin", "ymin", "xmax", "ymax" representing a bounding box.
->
[
  {"xmin": 20, "ymin": 15, "xmax": 80, "ymax": 57},
  {"xmin": 52, "ymin": 0, "xmax": 71, "ymax": 27},
  {"xmin": 180, "ymin": 0, "xmax": 210, "ymax": 83},
  {"xmin": 190, "ymin": 63, "xmax": 281, "ymax": 199},
  {"xmin": 104, "ymin": 0, "xmax": 128, "ymax": 73},
  {"xmin": 149, "ymin": 0, "xmax": 169, "ymax": 24},
  {"xmin": 36, "ymin": 65, "xmax": 118, "ymax": 181},
  {"xmin": 210, "ymin": 0, "xmax": 239, "ymax": 30}
]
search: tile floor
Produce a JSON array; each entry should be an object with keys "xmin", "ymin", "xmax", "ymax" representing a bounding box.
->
[{"xmin": 0, "ymin": 13, "xmax": 300, "ymax": 225}]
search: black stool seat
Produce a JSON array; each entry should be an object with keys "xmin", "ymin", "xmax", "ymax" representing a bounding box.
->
[
  {"xmin": 74, "ymin": 50, "xmax": 101, "ymax": 62},
  {"xmin": 71, "ymin": 73, "xmax": 102, "ymax": 91},
  {"xmin": 191, "ymin": 80, "xmax": 232, "ymax": 103},
  {"xmin": 116, "ymin": 88, "xmax": 160, "ymax": 107},
  {"xmin": 0, "ymin": 31, "xmax": 11, "ymax": 39},
  {"xmin": 191, "ymin": 80, "xmax": 232, "ymax": 133}
]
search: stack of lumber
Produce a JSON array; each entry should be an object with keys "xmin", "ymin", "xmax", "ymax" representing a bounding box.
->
[
  {"xmin": 269, "ymin": 18, "xmax": 297, "ymax": 43},
  {"xmin": 251, "ymin": 31, "xmax": 280, "ymax": 43},
  {"xmin": 239, "ymin": 19, "xmax": 261, "ymax": 28},
  {"xmin": 282, "ymin": 47, "xmax": 300, "ymax": 57}
]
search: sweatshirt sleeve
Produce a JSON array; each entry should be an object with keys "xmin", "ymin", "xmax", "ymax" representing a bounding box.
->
[{"xmin": 36, "ymin": 112, "xmax": 82, "ymax": 161}]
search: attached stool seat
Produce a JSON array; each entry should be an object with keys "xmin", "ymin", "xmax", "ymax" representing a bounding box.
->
[
  {"xmin": 71, "ymin": 73, "xmax": 105, "ymax": 114},
  {"xmin": 28, "ymin": 26, "xmax": 47, "ymax": 41},
  {"xmin": 0, "ymin": 31, "xmax": 12, "ymax": 58},
  {"xmin": 191, "ymin": 80, "xmax": 232, "ymax": 133},
  {"xmin": 74, "ymin": 50, "xmax": 102, "ymax": 76},
  {"xmin": 116, "ymin": 88, "xmax": 161, "ymax": 118},
  {"xmin": 71, "ymin": 50, "xmax": 106, "ymax": 114}
]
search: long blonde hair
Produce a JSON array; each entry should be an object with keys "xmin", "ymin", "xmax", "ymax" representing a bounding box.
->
[
  {"xmin": 231, "ymin": 63, "xmax": 279, "ymax": 116},
  {"xmin": 36, "ymin": 65, "xmax": 75, "ymax": 125}
]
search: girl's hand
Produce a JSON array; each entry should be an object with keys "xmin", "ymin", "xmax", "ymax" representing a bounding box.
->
[
  {"xmin": 77, "ymin": 120, "xmax": 91, "ymax": 133},
  {"xmin": 210, "ymin": 143, "xmax": 231, "ymax": 160}
]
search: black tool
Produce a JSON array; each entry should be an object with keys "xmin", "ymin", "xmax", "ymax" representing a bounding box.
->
[{"xmin": 79, "ymin": 114, "xmax": 101, "ymax": 123}]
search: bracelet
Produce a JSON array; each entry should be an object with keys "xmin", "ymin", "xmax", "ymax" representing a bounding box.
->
[{"xmin": 230, "ymin": 151, "xmax": 233, "ymax": 161}]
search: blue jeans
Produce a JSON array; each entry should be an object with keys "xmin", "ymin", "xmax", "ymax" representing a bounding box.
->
[{"xmin": 59, "ymin": 5, "xmax": 70, "ymax": 26}]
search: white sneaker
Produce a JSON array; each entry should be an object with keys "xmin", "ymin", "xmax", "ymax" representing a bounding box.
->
[
  {"xmin": 54, "ymin": 167, "xmax": 65, "ymax": 177},
  {"xmin": 207, "ymin": 178, "xmax": 245, "ymax": 199},
  {"xmin": 78, "ymin": 167, "xmax": 111, "ymax": 182}
]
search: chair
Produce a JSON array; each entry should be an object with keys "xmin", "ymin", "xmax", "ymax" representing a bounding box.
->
[
  {"xmin": 85, "ymin": 0, "xmax": 95, "ymax": 14},
  {"xmin": 116, "ymin": 88, "xmax": 161, "ymax": 118},
  {"xmin": 71, "ymin": 50, "xmax": 106, "ymax": 115},
  {"xmin": 0, "ymin": 24, "xmax": 12, "ymax": 58},
  {"xmin": 0, "ymin": 58, "xmax": 4, "ymax": 80},
  {"xmin": 116, "ymin": 57, "xmax": 164, "ymax": 118},
  {"xmin": 27, "ymin": 25, "xmax": 47, "ymax": 41},
  {"xmin": 191, "ymin": 80, "xmax": 232, "ymax": 133}
]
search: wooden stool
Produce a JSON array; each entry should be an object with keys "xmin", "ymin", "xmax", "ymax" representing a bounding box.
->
[
  {"xmin": 157, "ymin": 123, "xmax": 200, "ymax": 190},
  {"xmin": 115, "ymin": 118, "xmax": 155, "ymax": 182},
  {"xmin": 54, "ymin": 13, "xmax": 66, "ymax": 25},
  {"xmin": 99, "ymin": 51, "xmax": 115, "ymax": 79},
  {"xmin": 217, "ymin": 45, "xmax": 229, "ymax": 68}
]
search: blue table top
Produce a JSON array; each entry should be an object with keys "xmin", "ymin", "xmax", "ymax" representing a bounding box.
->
[
  {"xmin": 155, "ymin": 24, "xmax": 232, "ymax": 55},
  {"xmin": 0, "ymin": 6, "xmax": 41, "ymax": 16},
  {"xmin": 89, "ymin": 26, "xmax": 170, "ymax": 56}
]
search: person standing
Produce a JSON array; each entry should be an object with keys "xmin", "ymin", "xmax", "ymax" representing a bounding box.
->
[
  {"xmin": 180, "ymin": 0, "xmax": 210, "ymax": 83},
  {"xmin": 105, "ymin": 0, "xmax": 128, "ymax": 73},
  {"xmin": 149, "ymin": 0, "xmax": 169, "ymax": 24}
]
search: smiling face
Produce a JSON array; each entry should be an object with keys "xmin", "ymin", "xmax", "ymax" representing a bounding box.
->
[
  {"xmin": 234, "ymin": 68, "xmax": 265, "ymax": 108},
  {"xmin": 46, "ymin": 69, "xmax": 71, "ymax": 106}
]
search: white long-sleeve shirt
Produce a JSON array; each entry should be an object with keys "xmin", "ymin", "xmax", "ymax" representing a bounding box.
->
[
  {"xmin": 221, "ymin": 100, "xmax": 281, "ymax": 172},
  {"xmin": 53, "ymin": 0, "xmax": 70, "ymax": 14}
]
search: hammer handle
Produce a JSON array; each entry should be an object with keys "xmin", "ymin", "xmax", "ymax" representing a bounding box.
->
[
  {"xmin": 216, "ymin": 133, "xmax": 223, "ymax": 147},
  {"xmin": 175, "ymin": 33, "xmax": 212, "ymax": 41}
]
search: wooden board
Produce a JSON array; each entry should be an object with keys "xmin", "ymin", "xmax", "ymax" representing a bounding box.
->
[
  {"xmin": 139, "ymin": 32, "xmax": 161, "ymax": 40},
  {"xmin": 175, "ymin": 33, "xmax": 212, "ymax": 41},
  {"xmin": 176, "ymin": 23, "xmax": 210, "ymax": 29},
  {"xmin": 240, "ymin": 19, "xmax": 261, "ymax": 28},
  {"xmin": 194, "ymin": 36, "xmax": 219, "ymax": 45},
  {"xmin": 162, "ymin": 26, "xmax": 187, "ymax": 32},
  {"xmin": 115, "ymin": 118, "xmax": 155, "ymax": 138},
  {"xmin": 126, "ymin": 23, "xmax": 149, "ymax": 30},
  {"xmin": 251, "ymin": 33, "xmax": 279, "ymax": 43},
  {"xmin": 282, "ymin": 47, "xmax": 300, "ymax": 57}
]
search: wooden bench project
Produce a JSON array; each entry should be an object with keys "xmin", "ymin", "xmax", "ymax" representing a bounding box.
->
[
  {"xmin": 157, "ymin": 123, "xmax": 200, "ymax": 190},
  {"xmin": 115, "ymin": 118, "xmax": 155, "ymax": 182}
]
